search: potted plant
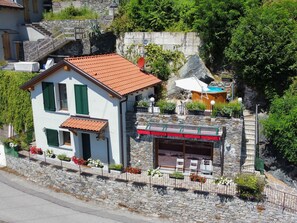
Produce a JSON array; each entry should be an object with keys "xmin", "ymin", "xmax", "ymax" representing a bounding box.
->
[
  {"xmin": 125, "ymin": 166, "xmax": 141, "ymax": 174},
  {"xmin": 45, "ymin": 149, "xmax": 56, "ymax": 159},
  {"xmin": 57, "ymin": 153, "xmax": 71, "ymax": 162},
  {"xmin": 212, "ymin": 102, "xmax": 231, "ymax": 118},
  {"xmin": 186, "ymin": 101, "xmax": 206, "ymax": 115},
  {"xmin": 147, "ymin": 168, "xmax": 163, "ymax": 177},
  {"xmin": 169, "ymin": 171, "xmax": 184, "ymax": 180},
  {"xmin": 109, "ymin": 163, "xmax": 123, "ymax": 174},
  {"xmin": 135, "ymin": 100, "xmax": 149, "ymax": 113},
  {"xmin": 30, "ymin": 146, "xmax": 43, "ymax": 155},
  {"xmin": 87, "ymin": 158, "xmax": 104, "ymax": 168},
  {"xmin": 156, "ymin": 100, "xmax": 176, "ymax": 114},
  {"xmin": 190, "ymin": 173, "xmax": 206, "ymax": 183}
]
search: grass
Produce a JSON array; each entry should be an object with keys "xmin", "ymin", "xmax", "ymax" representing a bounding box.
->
[{"xmin": 43, "ymin": 5, "xmax": 99, "ymax": 20}]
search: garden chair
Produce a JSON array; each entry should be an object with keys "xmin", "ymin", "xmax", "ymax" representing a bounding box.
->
[
  {"xmin": 176, "ymin": 158, "xmax": 184, "ymax": 172},
  {"xmin": 189, "ymin": 160, "xmax": 198, "ymax": 174}
]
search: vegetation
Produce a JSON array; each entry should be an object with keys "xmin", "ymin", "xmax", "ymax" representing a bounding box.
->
[
  {"xmin": 125, "ymin": 166, "xmax": 142, "ymax": 174},
  {"xmin": 185, "ymin": 101, "xmax": 206, "ymax": 111},
  {"xmin": 226, "ymin": 0, "xmax": 297, "ymax": 101},
  {"xmin": 136, "ymin": 100, "xmax": 149, "ymax": 107},
  {"xmin": 0, "ymin": 71, "xmax": 36, "ymax": 148},
  {"xmin": 57, "ymin": 153, "xmax": 71, "ymax": 162},
  {"xmin": 235, "ymin": 173, "xmax": 266, "ymax": 201},
  {"xmin": 189, "ymin": 173, "xmax": 206, "ymax": 183},
  {"xmin": 43, "ymin": 4, "xmax": 98, "ymax": 20},
  {"xmin": 109, "ymin": 163, "xmax": 123, "ymax": 171},
  {"xmin": 212, "ymin": 100, "xmax": 241, "ymax": 118},
  {"xmin": 169, "ymin": 171, "xmax": 184, "ymax": 179},
  {"xmin": 156, "ymin": 100, "xmax": 176, "ymax": 114},
  {"xmin": 262, "ymin": 79, "xmax": 297, "ymax": 164}
]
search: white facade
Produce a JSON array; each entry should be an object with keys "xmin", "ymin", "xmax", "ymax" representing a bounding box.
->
[{"xmin": 31, "ymin": 67, "xmax": 155, "ymax": 167}]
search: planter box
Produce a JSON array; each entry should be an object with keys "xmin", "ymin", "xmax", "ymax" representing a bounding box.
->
[
  {"xmin": 188, "ymin": 110, "xmax": 205, "ymax": 116},
  {"xmin": 169, "ymin": 174, "xmax": 184, "ymax": 180},
  {"xmin": 14, "ymin": 62, "xmax": 40, "ymax": 72},
  {"xmin": 136, "ymin": 106, "xmax": 149, "ymax": 113},
  {"xmin": 110, "ymin": 169, "xmax": 122, "ymax": 174},
  {"xmin": 216, "ymin": 112, "xmax": 231, "ymax": 118},
  {"xmin": 163, "ymin": 109, "xmax": 175, "ymax": 114}
]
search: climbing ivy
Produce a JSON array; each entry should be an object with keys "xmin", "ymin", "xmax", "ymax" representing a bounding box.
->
[
  {"xmin": 124, "ymin": 43, "xmax": 185, "ymax": 81},
  {"xmin": 0, "ymin": 71, "xmax": 36, "ymax": 134}
]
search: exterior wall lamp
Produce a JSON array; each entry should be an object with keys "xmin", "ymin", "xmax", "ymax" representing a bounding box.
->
[{"xmin": 150, "ymin": 97, "xmax": 155, "ymax": 114}]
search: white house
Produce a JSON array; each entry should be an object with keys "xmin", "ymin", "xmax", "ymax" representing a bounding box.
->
[{"xmin": 21, "ymin": 53, "xmax": 161, "ymax": 168}]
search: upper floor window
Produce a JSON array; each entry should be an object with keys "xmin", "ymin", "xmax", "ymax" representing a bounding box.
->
[
  {"xmin": 74, "ymin": 84, "xmax": 89, "ymax": 115},
  {"xmin": 42, "ymin": 82, "xmax": 56, "ymax": 111},
  {"xmin": 58, "ymin": 84, "xmax": 68, "ymax": 111}
]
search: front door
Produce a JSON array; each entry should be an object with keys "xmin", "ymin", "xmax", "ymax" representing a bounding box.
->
[
  {"xmin": 2, "ymin": 33, "xmax": 11, "ymax": 60},
  {"xmin": 82, "ymin": 133, "xmax": 91, "ymax": 160},
  {"xmin": 23, "ymin": 0, "xmax": 30, "ymax": 23}
]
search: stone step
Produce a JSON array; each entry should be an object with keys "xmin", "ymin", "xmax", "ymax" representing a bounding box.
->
[
  {"xmin": 31, "ymin": 23, "xmax": 52, "ymax": 36},
  {"xmin": 246, "ymin": 139, "xmax": 255, "ymax": 144},
  {"xmin": 245, "ymin": 126, "xmax": 255, "ymax": 131},
  {"xmin": 245, "ymin": 129, "xmax": 255, "ymax": 135}
]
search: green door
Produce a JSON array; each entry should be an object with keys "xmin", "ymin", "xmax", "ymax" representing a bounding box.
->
[{"xmin": 82, "ymin": 133, "xmax": 91, "ymax": 160}]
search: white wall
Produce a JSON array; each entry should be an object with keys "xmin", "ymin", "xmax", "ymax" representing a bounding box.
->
[
  {"xmin": 31, "ymin": 67, "xmax": 122, "ymax": 164},
  {"xmin": 25, "ymin": 26, "xmax": 45, "ymax": 41}
]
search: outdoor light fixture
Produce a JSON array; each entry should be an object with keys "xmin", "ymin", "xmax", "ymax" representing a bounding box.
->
[
  {"xmin": 238, "ymin": 97, "xmax": 243, "ymax": 118},
  {"xmin": 210, "ymin": 100, "xmax": 215, "ymax": 113},
  {"xmin": 150, "ymin": 97, "xmax": 155, "ymax": 114},
  {"xmin": 238, "ymin": 97, "xmax": 242, "ymax": 103}
]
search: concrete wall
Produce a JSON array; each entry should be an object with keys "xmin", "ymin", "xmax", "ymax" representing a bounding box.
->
[
  {"xmin": 5, "ymin": 155, "xmax": 297, "ymax": 223},
  {"xmin": 127, "ymin": 113, "xmax": 243, "ymax": 177},
  {"xmin": 117, "ymin": 32, "xmax": 201, "ymax": 59}
]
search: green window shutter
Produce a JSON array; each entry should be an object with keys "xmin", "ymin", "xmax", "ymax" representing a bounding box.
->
[
  {"xmin": 46, "ymin": 129, "xmax": 59, "ymax": 147},
  {"xmin": 42, "ymin": 82, "xmax": 56, "ymax": 111},
  {"xmin": 74, "ymin": 85, "xmax": 89, "ymax": 115}
]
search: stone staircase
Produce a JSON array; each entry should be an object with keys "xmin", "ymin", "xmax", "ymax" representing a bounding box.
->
[
  {"xmin": 30, "ymin": 23, "xmax": 52, "ymax": 36},
  {"xmin": 25, "ymin": 25, "xmax": 84, "ymax": 62},
  {"xmin": 241, "ymin": 111, "xmax": 256, "ymax": 172}
]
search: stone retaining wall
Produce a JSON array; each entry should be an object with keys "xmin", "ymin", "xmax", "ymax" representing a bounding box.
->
[
  {"xmin": 127, "ymin": 113, "xmax": 243, "ymax": 177},
  {"xmin": 5, "ymin": 156, "xmax": 297, "ymax": 223}
]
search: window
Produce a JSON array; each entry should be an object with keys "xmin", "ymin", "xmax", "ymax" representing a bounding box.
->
[
  {"xmin": 62, "ymin": 131, "xmax": 71, "ymax": 146},
  {"xmin": 58, "ymin": 84, "xmax": 68, "ymax": 110},
  {"xmin": 74, "ymin": 84, "xmax": 89, "ymax": 115},
  {"xmin": 45, "ymin": 129, "xmax": 59, "ymax": 147},
  {"xmin": 42, "ymin": 82, "xmax": 56, "ymax": 111},
  {"xmin": 135, "ymin": 94, "xmax": 143, "ymax": 102}
]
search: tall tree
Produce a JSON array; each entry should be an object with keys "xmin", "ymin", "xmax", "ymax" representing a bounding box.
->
[
  {"xmin": 226, "ymin": 0, "xmax": 297, "ymax": 100},
  {"xmin": 192, "ymin": 0, "xmax": 259, "ymax": 70}
]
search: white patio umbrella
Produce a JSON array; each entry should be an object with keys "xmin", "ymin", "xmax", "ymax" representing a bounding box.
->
[{"xmin": 175, "ymin": 77, "xmax": 209, "ymax": 92}]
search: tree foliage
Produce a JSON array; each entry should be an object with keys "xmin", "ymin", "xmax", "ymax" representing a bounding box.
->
[
  {"xmin": 0, "ymin": 71, "xmax": 36, "ymax": 133},
  {"xmin": 226, "ymin": 0, "xmax": 297, "ymax": 100},
  {"xmin": 262, "ymin": 78, "xmax": 297, "ymax": 164},
  {"xmin": 192, "ymin": 0, "xmax": 259, "ymax": 70}
]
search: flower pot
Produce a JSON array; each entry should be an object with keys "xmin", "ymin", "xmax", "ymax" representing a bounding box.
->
[
  {"xmin": 110, "ymin": 169, "xmax": 122, "ymax": 174},
  {"xmin": 136, "ymin": 106, "xmax": 149, "ymax": 113},
  {"xmin": 163, "ymin": 109, "xmax": 175, "ymax": 114},
  {"xmin": 188, "ymin": 110, "xmax": 205, "ymax": 116},
  {"xmin": 216, "ymin": 112, "xmax": 231, "ymax": 118}
]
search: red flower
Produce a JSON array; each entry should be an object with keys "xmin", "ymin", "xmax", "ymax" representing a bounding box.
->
[
  {"xmin": 72, "ymin": 156, "xmax": 86, "ymax": 165},
  {"xmin": 190, "ymin": 173, "xmax": 206, "ymax": 183},
  {"xmin": 125, "ymin": 166, "xmax": 141, "ymax": 174},
  {"xmin": 30, "ymin": 146, "xmax": 43, "ymax": 155}
]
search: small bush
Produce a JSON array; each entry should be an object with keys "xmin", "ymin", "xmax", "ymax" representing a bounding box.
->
[
  {"xmin": 169, "ymin": 171, "xmax": 184, "ymax": 179},
  {"xmin": 125, "ymin": 166, "xmax": 142, "ymax": 174},
  {"xmin": 235, "ymin": 173, "xmax": 266, "ymax": 201},
  {"xmin": 109, "ymin": 163, "xmax": 123, "ymax": 171},
  {"xmin": 186, "ymin": 101, "xmax": 206, "ymax": 111},
  {"xmin": 137, "ymin": 100, "xmax": 149, "ymax": 107},
  {"xmin": 212, "ymin": 101, "xmax": 242, "ymax": 117},
  {"xmin": 190, "ymin": 173, "xmax": 206, "ymax": 183},
  {"xmin": 156, "ymin": 100, "xmax": 176, "ymax": 114},
  {"xmin": 57, "ymin": 153, "xmax": 71, "ymax": 162},
  {"xmin": 43, "ymin": 4, "xmax": 98, "ymax": 20}
]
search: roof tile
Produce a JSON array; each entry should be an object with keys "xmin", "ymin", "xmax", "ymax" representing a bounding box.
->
[{"xmin": 60, "ymin": 116, "xmax": 108, "ymax": 133}]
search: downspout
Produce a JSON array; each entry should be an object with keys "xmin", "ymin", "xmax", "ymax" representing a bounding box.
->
[
  {"xmin": 119, "ymin": 96, "xmax": 128, "ymax": 166},
  {"xmin": 106, "ymin": 137, "xmax": 110, "ymax": 172}
]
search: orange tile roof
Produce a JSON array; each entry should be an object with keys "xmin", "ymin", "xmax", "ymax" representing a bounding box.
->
[
  {"xmin": 65, "ymin": 54, "xmax": 161, "ymax": 96},
  {"xmin": 0, "ymin": 0, "xmax": 23, "ymax": 8},
  {"xmin": 60, "ymin": 116, "xmax": 108, "ymax": 133}
]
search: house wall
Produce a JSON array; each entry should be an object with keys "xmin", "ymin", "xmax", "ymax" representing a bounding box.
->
[
  {"xmin": 30, "ymin": 67, "xmax": 122, "ymax": 164},
  {"xmin": 17, "ymin": 0, "xmax": 44, "ymax": 22},
  {"xmin": 127, "ymin": 113, "xmax": 243, "ymax": 177}
]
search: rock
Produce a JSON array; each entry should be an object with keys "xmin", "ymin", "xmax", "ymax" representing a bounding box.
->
[{"xmin": 167, "ymin": 54, "xmax": 214, "ymax": 96}]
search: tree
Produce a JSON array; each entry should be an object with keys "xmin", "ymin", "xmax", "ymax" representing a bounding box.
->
[
  {"xmin": 192, "ymin": 0, "xmax": 259, "ymax": 70},
  {"xmin": 226, "ymin": 0, "xmax": 297, "ymax": 101},
  {"xmin": 262, "ymin": 78, "xmax": 297, "ymax": 164}
]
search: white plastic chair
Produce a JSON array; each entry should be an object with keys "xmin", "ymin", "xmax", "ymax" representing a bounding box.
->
[
  {"xmin": 176, "ymin": 158, "xmax": 184, "ymax": 172},
  {"xmin": 200, "ymin": 159, "xmax": 213, "ymax": 175},
  {"xmin": 189, "ymin": 160, "xmax": 198, "ymax": 173}
]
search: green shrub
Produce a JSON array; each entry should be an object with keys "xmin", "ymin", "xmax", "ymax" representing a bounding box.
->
[
  {"xmin": 57, "ymin": 153, "xmax": 71, "ymax": 162},
  {"xmin": 169, "ymin": 171, "xmax": 184, "ymax": 179},
  {"xmin": 156, "ymin": 100, "xmax": 176, "ymax": 114},
  {"xmin": 234, "ymin": 173, "xmax": 266, "ymax": 201},
  {"xmin": 186, "ymin": 101, "xmax": 206, "ymax": 111},
  {"xmin": 137, "ymin": 100, "xmax": 149, "ymax": 107},
  {"xmin": 43, "ymin": 5, "xmax": 98, "ymax": 20},
  {"xmin": 109, "ymin": 163, "xmax": 123, "ymax": 171},
  {"xmin": 212, "ymin": 101, "xmax": 242, "ymax": 117}
]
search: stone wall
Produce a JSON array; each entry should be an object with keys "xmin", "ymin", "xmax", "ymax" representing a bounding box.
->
[
  {"xmin": 117, "ymin": 32, "xmax": 201, "ymax": 59},
  {"xmin": 127, "ymin": 113, "xmax": 243, "ymax": 177},
  {"xmin": 5, "ymin": 156, "xmax": 297, "ymax": 222}
]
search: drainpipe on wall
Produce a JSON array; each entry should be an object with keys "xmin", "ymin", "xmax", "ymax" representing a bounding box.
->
[
  {"xmin": 119, "ymin": 96, "xmax": 128, "ymax": 167},
  {"xmin": 106, "ymin": 137, "xmax": 110, "ymax": 172}
]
